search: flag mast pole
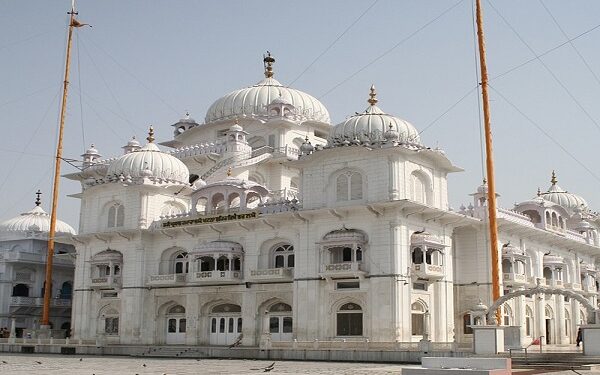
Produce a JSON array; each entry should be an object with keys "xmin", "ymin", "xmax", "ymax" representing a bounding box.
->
[
  {"xmin": 475, "ymin": 0, "xmax": 502, "ymax": 324},
  {"xmin": 41, "ymin": 0, "xmax": 79, "ymax": 328}
]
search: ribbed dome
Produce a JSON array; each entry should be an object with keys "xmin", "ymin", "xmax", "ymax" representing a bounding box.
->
[
  {"xmin": 107, "ymin": 129, "xmax": 189, "ymax": 184},
  {"xmin": 205, "ymin": 54, "xmax": 329, "ymax": 124},
  {"xmin": 330, "ymin": 85, "xmax": 421, "ymax": 145},
  {"xmin": 540, "ymin": 171, "xmax": 587, "ymax": 213},
  {"xmin": 0, "ymin": 205, "xmax": 76, "ymax": 238},
  {"xmin": 205, "ymin": 77, "xmax": 330, "ymax": 124}
]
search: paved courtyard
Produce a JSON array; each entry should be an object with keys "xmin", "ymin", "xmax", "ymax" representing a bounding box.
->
[
  {"xmin": 0, "ymin": 353, "xmax": 414, "ymax": 374},
  {"xmin": 1, "ymin": 353, "xmax": 599, "ymax": 374}
]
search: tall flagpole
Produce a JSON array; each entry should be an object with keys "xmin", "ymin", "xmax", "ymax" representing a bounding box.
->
[
  {"xmin": 475, "ymin": 0, "xmax": 502, "ymax": 324},
  {"xmin": 41, "ymin": 1, "xmax": 80, "ymax": 327}
]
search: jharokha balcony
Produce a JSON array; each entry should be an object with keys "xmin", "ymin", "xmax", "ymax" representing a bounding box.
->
[
  {"xmin": 319, "ymin": 261, "xmax": 366, "ymax": 280},
  {"xmin": 90, "ymin": 275, "xmax": 122, "ymax": 289},
  {"xmin": 503, "ymin": 272, "xmax": 529, "ymax": 287},
  {"xmin": 190, "ymin": 270, "xmax": 242, "ymax": 283}
]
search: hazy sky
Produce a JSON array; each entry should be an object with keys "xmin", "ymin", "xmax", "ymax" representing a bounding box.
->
[{"xmin": 2, "ymin": 0, "xmax": 600, "ymax": 229}]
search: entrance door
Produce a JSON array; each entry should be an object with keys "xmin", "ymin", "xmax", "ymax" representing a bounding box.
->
[
  {"xmin": 545, "ymin": 319, "xmax": 552, "ymax": 344},
  {"xmin": 165, "ymin": 305, "xmax": 186, "ymax": 344},
  {"xmin": 269, "ymin": 316, "xmax": 293, "ymax": 341},
  {"xmin": 210, "ymin": 316, "xmax": 242, "ymax": 345}
]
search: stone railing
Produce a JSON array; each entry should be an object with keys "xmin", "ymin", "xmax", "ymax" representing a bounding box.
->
[
  {"xmin": 564, "ymin": 230, "xmax": 588, "ymax": 244},
  {"xmin": 169, "ymin": 139, "xmax": 227, "ymax": 159},
  {"xmin": 412, "ymin": 263, "xmax": 444, "ymax": 280},
  {"xmin": 10, "ymin": 296, "xmax": 72, "ymax": 308},
  {"xmin": 248, "ymin": 267, "xmax": 293, "ymax": 281},
  {"xmin": 503, "ymin": 272, "xmax": 528, "ymax": 285},
  {"xmin": 148, "ymin": 273, "xmax": 187, "ymax": 285},
  {"xmin": 191, "ymin": 270, "xmax": 242, "ymax": 283},
  {"xmin": 497, "ymin": 208, "xmax": 535, "ymax": 227},
  {"xmin": 321, "ymin": 262, "xmax": 363, "ymax": 273}
]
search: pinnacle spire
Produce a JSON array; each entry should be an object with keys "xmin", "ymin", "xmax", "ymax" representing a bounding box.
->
[
  {"xmin": 263, "ymin": 51, "xmax": 275, "ymax": 78},
  {"xmin": 368, "ymin": 84, "xmax": 378, "ymax": 106},
  {"xmin": 147, "ymin": 125, "xmax": 155, "ymax": 143},
  {"xmin": 551, "ymin": 170, "xmax": 557, "ymax": 185},
  {"xmin": 35, "ymin": 190, "xmax": 42, "ymax": 206}
]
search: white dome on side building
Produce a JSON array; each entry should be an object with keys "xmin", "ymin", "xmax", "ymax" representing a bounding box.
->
[
  {"xmin": 204, "ymin": 53, "xmax": 330, "ymax": 124},
  {"xmin": 107, "ymin": 127, "xmax": 190, "ymax": 184},
  {"xmin": 0, "ymin": 195, "xmax": 76, "ymax": 240},
  {"xmin": 330, "ymin": 85, "xmax": 421, "ymax": 145}
]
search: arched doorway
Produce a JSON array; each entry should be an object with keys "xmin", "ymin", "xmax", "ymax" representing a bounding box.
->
[
  {"xmin": 166, "ymin": 305, "xmax": 186, "ymax": 344},
  {"xmin": 59, "ymin": 281, "xmax": 72, "ymax": 299},
  {"xmin": 545, "ymin": 306, "xmax": 554, "ymax": 344},
  {"xmin": 12, "ymin": 283, "xmax": 29, "ymax": 297},
  {"xmin": 209, "ymin": 303, "xmax": 242, "ymax": 346},
  {"xmin": 268, "ymin": 303, "xmax": 292, "ymax": 341}
]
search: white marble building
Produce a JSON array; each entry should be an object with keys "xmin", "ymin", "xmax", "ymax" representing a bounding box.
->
[
  {"xmin": 0, "ymin": 193, "xmax": 76, "ymax": 337},
  {"xmin": 65, "ymin": 54, "xmax": 599, "ymax": 348}
]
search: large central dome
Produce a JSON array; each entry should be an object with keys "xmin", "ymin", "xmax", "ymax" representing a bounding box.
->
[{"xmin": 204, "ymin": 54, "xmax": 330, "ymax": 124}]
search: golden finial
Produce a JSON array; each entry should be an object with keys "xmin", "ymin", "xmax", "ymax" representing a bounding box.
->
[
  {"xmin": 482, "ymin": 178, "xmax": 487, "ymax": 184},
  {"xmin": 147, "ymin": 125, "xmax": 155, "ymax": 143},
  {"xmin": 368, "ymin": 84, "xmax": 378, "ymax": 106},
  {"xmin": 551, "ymin": 170, "xmax": 557, "ymax": 185},
  {"xmin": 234, "ymin": 117, "xmax": 239, "ymax": 125},
  {"xmin": 263, "ymin": 51, "xmax": 275, "ymax": 78},
  {"xmin": 227, "ymin": 167, "xmax": 232, "ymax": 177},
  {"xmin": 35, "ymin": 190, "xmax": 42, "ymax": 206},
  {"xmin": 537, "ymin": 187, "xmax": 541, "ymax": 196}
]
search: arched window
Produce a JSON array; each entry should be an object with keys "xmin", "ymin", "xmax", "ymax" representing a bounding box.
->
[
  {"xmin": 411, "ymin": 247, "xmax": 424, "ymax": 264},
  {"xmin": 551, "ymin": 212, "xmax": 558, "ymax": 227},
  {"xmin": 196, "ymin": 197, "xmax": 208, "ymax": 215},
  {"xmin": 272, "ymin": 244, "xmax": 294, "ymax": 268},
  {"xmin": 211, "ymin": 193, "xmax": 225, "ymax": 214},
  {"xmin": 102, "ymin": 308, "xmax": 119, "ymax": 335},
  {"xmin": 514, "ymin": 260, "xmax": 526, "ymax": 275},
  {"xmin": 174, "ymin": 252, "xmax": 189, "ymax": 274},
  {"xmin": 108, "ymin": 203, "xmax": 124, "ymax": 228},
  {"xmin": 59, "ymin": 281, "xmax": 72, "ymax": 299},
  {"xmin": 525, "ymin": 306, "xmax": 533, "ymax": 336},
  {"xmin": 463, "ymin": 313, "xmax": 473, "ymax": 334},
  {"xmin": 410, "ymin": 172, "xmax": 429, "ymax": 204},
  {"xmin": 426, "ymin": 248, "xmax": 443, "ymax": 265},
  {"xmin": 564, "ymin": 309, "xmax": 570, "ymax": 338},
  {"xmin": 543, "ymin": 267, "xmax": 552, "ymax": 281},
  {"xmin": 336, "ymin": 171, "xmax": 363, "ymax": 202},
  {"xmin": 337, "ymin": 303, "xmax": 363, "ymax": 336},
  {"xmin": 411, "ymin": 302, "xmax": 426, "ymax": 336},
  {"xmin": 545, "ymin": 211, "xmax": 551, "ymax": 225},
  {"xmin": 503, "ymin": 305, "xmax": 513, "ymax": 326},
  {"xmin": 12, "ymin": 283, "xmax": 29, "ymax": 297},
  {"xmin": 502, "ymin": 259, "xmax": 512, "ymax": 273}
]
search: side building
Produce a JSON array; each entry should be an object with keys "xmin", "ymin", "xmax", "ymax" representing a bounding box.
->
[{"xmin": 0, "ymin": 193, "xmax": 76, "ymax": 338}]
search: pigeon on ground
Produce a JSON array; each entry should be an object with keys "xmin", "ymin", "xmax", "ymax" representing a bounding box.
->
[{"xmin": 35, "ymin": 361, "xmax": 42, "ymax": 364}]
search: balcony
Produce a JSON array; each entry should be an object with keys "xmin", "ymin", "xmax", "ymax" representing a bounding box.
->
[
  {"xmin": 90, "ymin": 276, "xmax": 122, "ymax": 289},
  {"xmin": 319, "ymin": 262, "xmax": 366, "ymax": 280},
  {"xmin": 564, "ymin": 282, "xmax": 582, "ymax": 290},
  {"xmin": 503, "ymin": 272, "xmax": 529, "ymax": 286},
  {"xmin": 546, "ymin": 278, "xmax": 564, "ymax": 288},
  {"xmin": 412, "ymin": 263, "xmax": 444, "ymax": 280},
  {"xmin": 10, "ymin": 297, "xmax": 71, "ymax": 308},
  {"xmin": 582, "ymin": 283, "xmax": 598, "ymax": 295},
  {"xmin": 148, "ymin": 273, "xmax": 187, "ymax": 286},
  {"xmin": 190, "ymin": 270, "xmax": 242, "ymax": 284},
  {"xmin": 248, "ymin": 267, "xmax": 293, "ymax": 282}
]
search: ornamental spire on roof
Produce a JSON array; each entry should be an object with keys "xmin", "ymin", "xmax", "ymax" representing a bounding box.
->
[
  {"xmin": 368, "ymin": 84, "xmax": 378, "ymax": 106},
  {"xmin": 263, "ymin": 51, "xmax": 275, "ymax": 78},
  {"xmin": 551, "ymin": 170, "xmax": 557, "ymax": 185},
  {"xmin": 35, "ymin": 190, "xmax": 42, "ymax": 206},
  {"xmin": 147, "ymin": 125, "xmax": 155, "ymax": 143}
]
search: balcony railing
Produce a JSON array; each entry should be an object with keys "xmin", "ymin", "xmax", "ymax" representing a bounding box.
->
[
  {"xmin": 10, "ymin": 296, "xmax": 72, "ymax": 308},
  {"xmin": 412, "ymin": 263, "xmax": 444, "ymax": 280},
  {"xmin": 582, "ymin": 283, "xmax": 598, "ymax": 294},
  {"xmin": 148, "ymin": 273, "xmax": 187, "ymax": 286},
  {"xmin": 503, "ymin": 272, "xmax": 528, "ymax": 286},
  {"xmin": 90, "ymin": 276, "xmax": 121, "ymax": 289},
  {"xmin": 190, "ymin": 270, "xmax": 242, "ymax": 283},
  {"xmin": 565, "ymin": 282, "xmax": 582, "ymax": 290},
  {"xmin": 319, "ymin": 262, "xmax": 366, "ymax": 279},
  {"xmin": 248, "ymin": 267, "xmax": 293, "ymax": 281}
]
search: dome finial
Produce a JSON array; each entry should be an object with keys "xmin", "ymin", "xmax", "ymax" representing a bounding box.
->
[
  {"xmin": 263, "ymin": 51, "xmax": 275, "ymax": 78},
  {"xmin": 147, "ymin": 125, "xmax": 155, "ymax": 143},
  {"xmin": 35, "ymin": 190, "xmax": 42, "ymax": 206},
  {"xmin": 227, "ymin": 166, "xmax": 233, "ymax": 177},
  {"xmin": 537, "ymin": 187, "xmax": 541, "ymax": 196},
  {"xmin": 368, "ymin": 84, "xmax": 378, "ymax": 106},
  {"xmin": 551, "ymin": 170, "xmax": 557, "ymax": 185}
]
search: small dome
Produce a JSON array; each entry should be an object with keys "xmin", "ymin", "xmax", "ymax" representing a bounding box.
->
[
  {"xmin": 331, "ymin": 85, "xmax": 421, "ymax": 145},
  {"xmin": 125, "ymin": 137, "xmax": 141, "ymax": 147},
  {"xmin": 300, "ymin": 137, "xmax": 314, "ymax": 154},
  {"xmin": 107, "ymin": 127, "xmax": 189, "ymax": 184},
  {"xmin": 204, "ymin": 54, "xmax": 330, "ymax": 124},
  {"xmin": 83, "ymin": 144, "xmax": 100, "ymax": 156},
  {"xmin": 322, "ymin": 227, "xmax": 367, "ymax": 243},
  {"xmin": 472, "ymin": 301, "xmax": 488, "ymax": 312},
  {"xmin": 543, "ymin": 253, "xmax": 564, "ymax": 265},
  {"xmin": 502, "ymin": 243, "xmax": 525, "ymax": 258},
  {"xmin": 539, "ymin": 172, "xmax": 588, "ymax": 214},
  {"xmin": 410, "ymin": 230, "xmax": 444, "ymax": 246},
  {"xmin": 229, "ymin": 123, "xmax": 244, "ymax": 132},
  {"xmin": 0, "ymin": 204, "xmax": 76, "ymax": 239},
  {"xmin": 178, "ymin": 112, "xmax": 197, "ymax": 124}
]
